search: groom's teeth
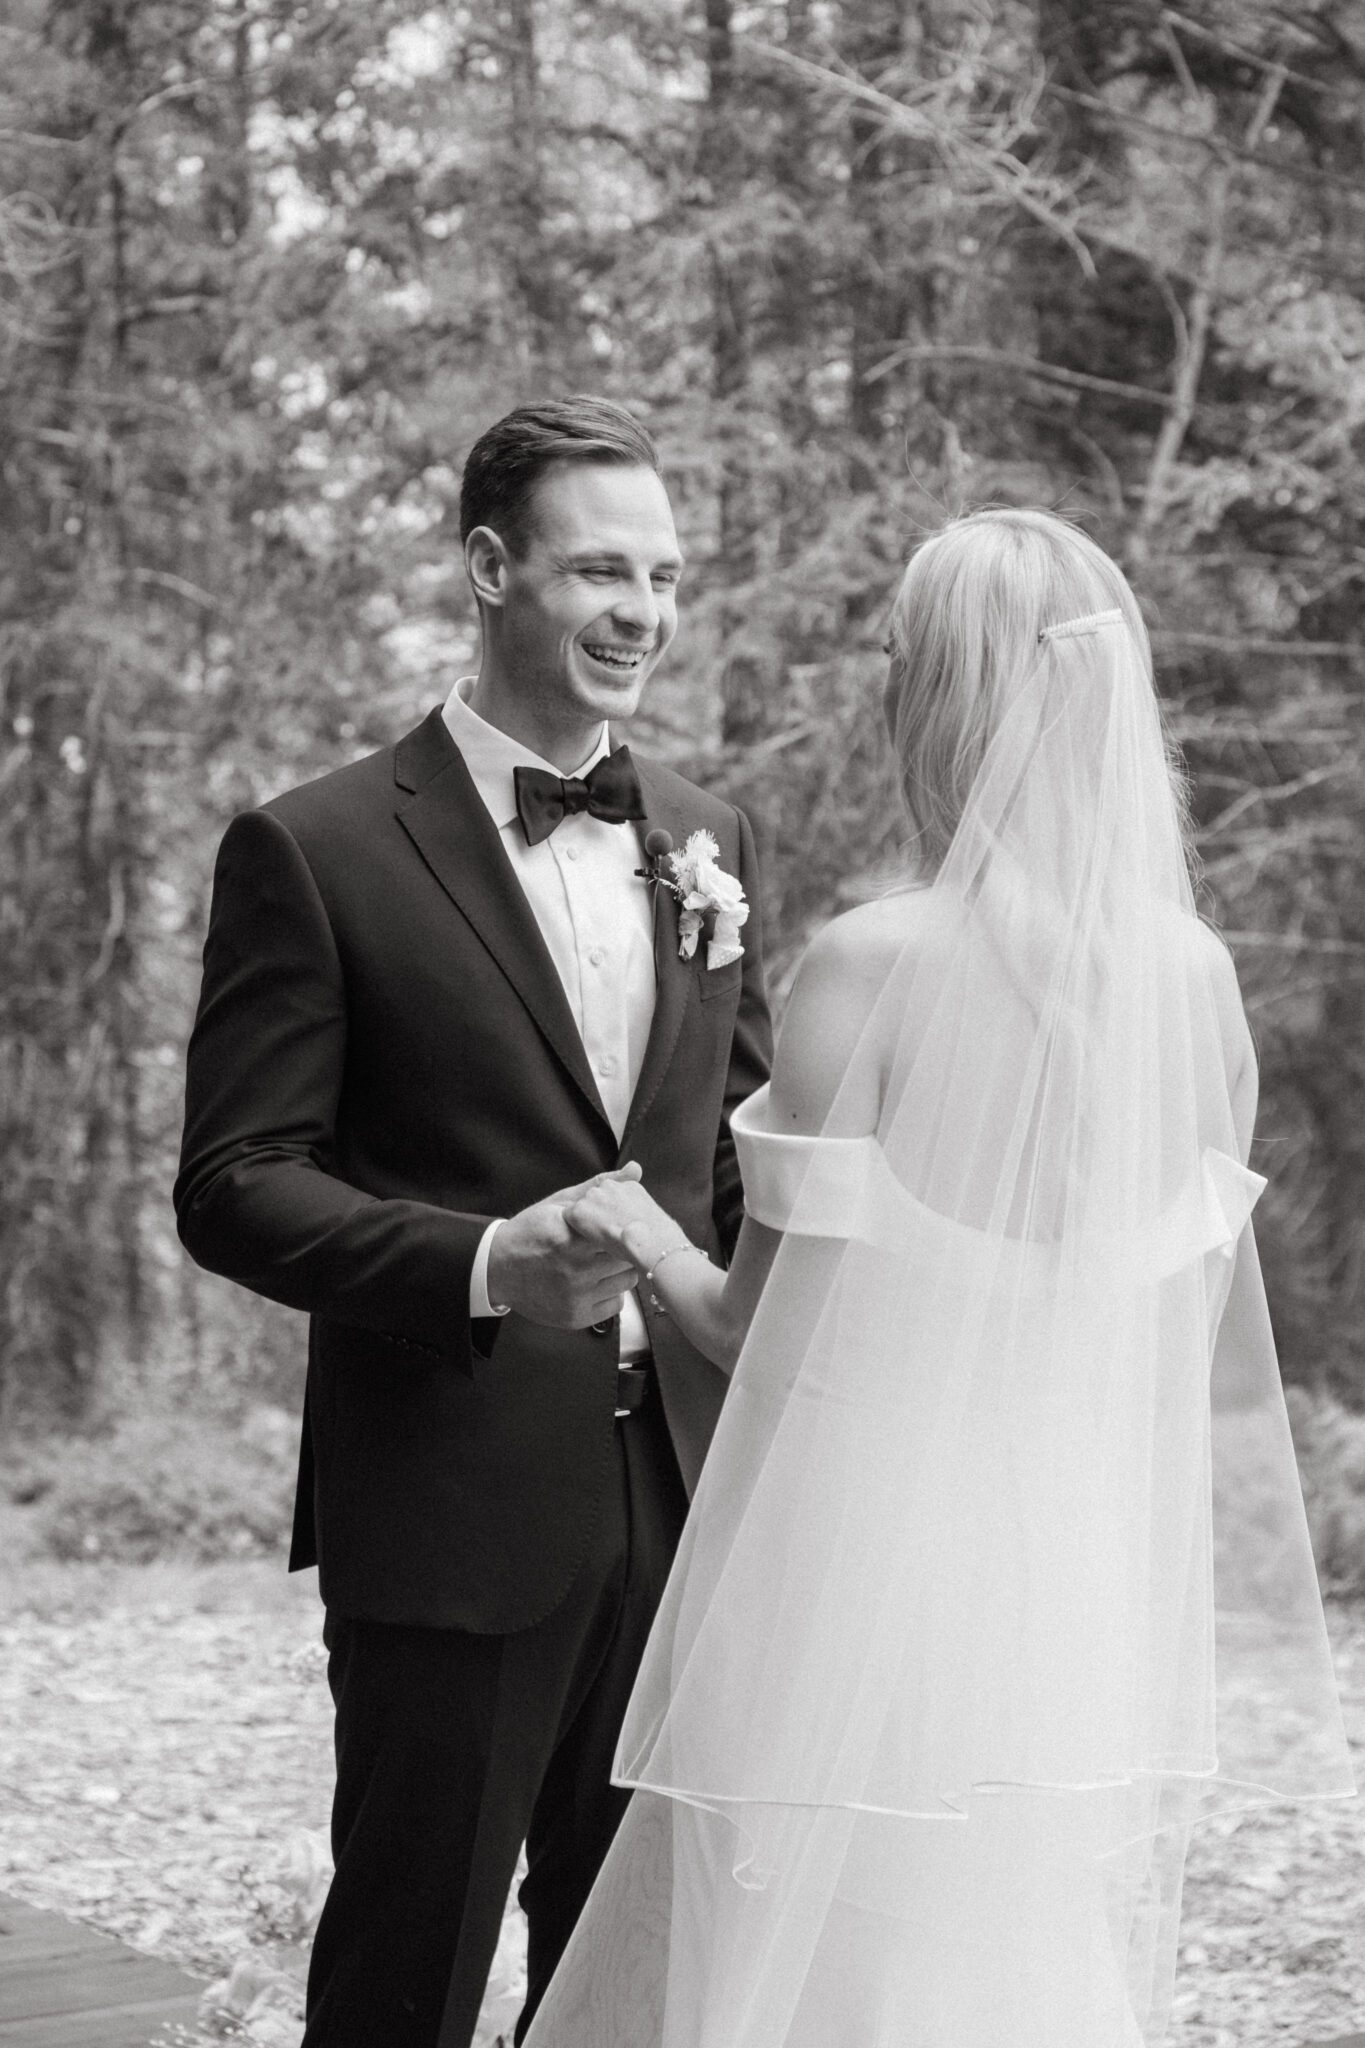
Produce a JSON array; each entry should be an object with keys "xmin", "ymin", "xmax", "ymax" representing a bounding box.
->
[{"xmin": 583, "ymin": 644, "xmax": 645, "ymax": 670}]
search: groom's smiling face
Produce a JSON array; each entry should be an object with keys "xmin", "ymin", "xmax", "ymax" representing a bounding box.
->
[{"xmin": 476, "ymin": 461, "xmax": 684, "ymax": 748}]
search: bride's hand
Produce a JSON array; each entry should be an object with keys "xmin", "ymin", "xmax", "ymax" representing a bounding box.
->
[{"xmin": 563, "ymin": 1172, "xmax": 683, "ymax": 1272}]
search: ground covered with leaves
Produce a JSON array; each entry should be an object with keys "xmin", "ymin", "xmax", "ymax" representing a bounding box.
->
[{"xmin": 1, "ymin": 1553, "xmax": 1360, "ymax": 2047}]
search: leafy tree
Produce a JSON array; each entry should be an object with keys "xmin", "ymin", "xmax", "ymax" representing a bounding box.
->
[{"xmin": 1, "ymin": 0, "xmax": 1361, "ymax": 1423}]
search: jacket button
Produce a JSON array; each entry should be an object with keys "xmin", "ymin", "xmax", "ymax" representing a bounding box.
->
[{"xmin": 589, "ymin": 1320, "xmax": 613, "ymax": 1336}]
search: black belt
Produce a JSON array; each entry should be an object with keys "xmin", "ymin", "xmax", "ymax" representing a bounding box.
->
[{"xmin": 614, "ymin": 1363, "xmax": 651, "ymax": 1418}]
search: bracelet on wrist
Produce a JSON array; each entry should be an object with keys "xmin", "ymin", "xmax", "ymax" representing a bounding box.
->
[{"xmin": 643, "ymin": 1238, "xmax": 707, "ymax": 1316}]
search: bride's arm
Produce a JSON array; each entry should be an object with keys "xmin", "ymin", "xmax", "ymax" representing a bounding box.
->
[
  {"xmin": 563, "ymin": 1160, "xmax": 786, "ymax": 1377},
  {"xmin": 1201, "ymin": 922, "xmax": 1258, "ymax": 1163},
  {"xmin": 567, "ymin": 911, "xmax": 891, "ymax": 1370}
]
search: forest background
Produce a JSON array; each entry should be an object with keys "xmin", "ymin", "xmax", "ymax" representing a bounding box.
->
[{"xmin": 2, "ymin": 0, "xmax": 1365, "ymax": 1577}]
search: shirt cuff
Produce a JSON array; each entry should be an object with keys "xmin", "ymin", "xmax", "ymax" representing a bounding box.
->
[
  {"xmin": 471, "ymin": 1219, "xmax": 512, "ymax": 1319},
  {"xmin": 619, "ymin": 1287, "xmax": 651, "ymax": 1363}
]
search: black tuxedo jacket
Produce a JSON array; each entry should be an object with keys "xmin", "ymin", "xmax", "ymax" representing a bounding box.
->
[{"xmin": 174, "ymin": 707, "xmax": 772, "ymax": 1633}]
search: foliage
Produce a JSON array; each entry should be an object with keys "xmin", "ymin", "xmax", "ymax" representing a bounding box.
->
[
  {"xmin": 20, "ymin": 1403, "xmax": 297, "ymax": 1561},
  {"xmin": 1287, "ymin": 1386, "xmax": 1365, "ymax": 1597},
  {"xmin": 1, "ymin": 0, "xmax": 1363, "ymax": 1420},
  {"xmin": 9, "ymin": 1381, "xmax": 1364, "ymax": 1603}
]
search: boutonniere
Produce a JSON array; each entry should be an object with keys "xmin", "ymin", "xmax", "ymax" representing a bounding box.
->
[{"xmin": 637, "ymin": 827, "xmax": 748, "ymax": 970}]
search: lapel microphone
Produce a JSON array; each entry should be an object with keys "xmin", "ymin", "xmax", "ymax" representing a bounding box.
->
[{"xmin": 637, "ymin": 828, "xmax": 674, "ymax": 890}]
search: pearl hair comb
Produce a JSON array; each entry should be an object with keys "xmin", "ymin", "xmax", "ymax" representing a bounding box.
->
[{"xmin": 1039, "ymin": 608, "xmax": 1126, "ymax": 642}]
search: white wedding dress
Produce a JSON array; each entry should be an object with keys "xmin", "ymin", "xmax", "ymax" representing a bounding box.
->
[{"xmin": 523, "ymin": 612, "xmax": 1353, "ymax": 2048}]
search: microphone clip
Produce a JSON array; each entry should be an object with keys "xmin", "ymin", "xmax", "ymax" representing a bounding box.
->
[{"xmin": 635, "ymin": 828, "xmax": 676, "ymax": 891}]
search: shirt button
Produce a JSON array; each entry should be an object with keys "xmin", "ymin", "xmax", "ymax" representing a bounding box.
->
[
  {"xmin": 588, "ymin": 946, "xmax": 605, "ymax": 968},
  {"xmin": 564, "ymin": 845, "xmax": 580, "ymax": 861},
  {"xmin": 596, "ymin": 1053, "xmax": 618, "ymax": 1078}
]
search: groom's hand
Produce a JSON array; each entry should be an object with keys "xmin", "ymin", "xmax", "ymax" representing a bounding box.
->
[{"xmin": 486, "ymin": 1167, "xmax": 645, "ymax": 1329}]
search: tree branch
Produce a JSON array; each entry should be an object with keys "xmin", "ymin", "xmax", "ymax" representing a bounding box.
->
[
  {"xmin": 1218, "ymin": 931, "xmax": 1365, "ymax": 959},
  {"xmin": 1203, "ymin": 765, "xmax": 1349, "ymax": 839},
  {"xmin": 1162, "ymin": 9, "xmax": 1361, "ymax": 106},
  {"xmin": 1127, "ymin": 58, "xmax": 1288, "ymax": 570},
  {"xmin": 128, "ymin": 566, "xmax": 222, "ymax": 610},
  {"xmin": 1036, "ymin": 79, "xmax": 1365, "ymax": 203},
  {"xmin": 120, "ymin": 293, "xmax": 220, "ymax": 325},
  {"xmin": 1153, "ymin": 631, "xmax": 1362, "ymax": 656},
  {"xmin": 863, "ymin": 342, "xmax": 1173, "ymax": 409},
  {"xmin": 746, "ymin": 36, "xmax": 1097, "ymax": 276},
  {"xmin": 82, "ymin": 864, "xmax": 127, "ymax": 991}
]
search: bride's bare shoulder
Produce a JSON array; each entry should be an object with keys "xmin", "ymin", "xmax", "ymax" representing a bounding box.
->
[
  {"xmin": 769, "ymin": 894, "xmax": 930, "ymax": 1134},
  {"xmin": 800, "ymin": 888, "xmax": 938, "ymax": 984}
]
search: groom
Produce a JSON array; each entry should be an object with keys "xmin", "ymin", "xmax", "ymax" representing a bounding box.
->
[{"xmin": 174, "ymin": 397, "xmax": 771, "ymax": 2046}]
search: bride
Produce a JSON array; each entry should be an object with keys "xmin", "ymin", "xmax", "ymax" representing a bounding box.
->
[{"xmin": 523, "ymin": 508, "xmax": 1353, "ymax": 2047}]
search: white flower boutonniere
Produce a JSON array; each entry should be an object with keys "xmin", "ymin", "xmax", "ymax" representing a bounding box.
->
[{"xmin": 667, "ymin": 829, "xmax": 749, "ymax": 970}]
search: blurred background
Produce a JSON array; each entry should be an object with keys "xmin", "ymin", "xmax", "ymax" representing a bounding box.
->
[{"xmin": 2, "ymin": 0, "xmax": 1364, "ymax": 1580}]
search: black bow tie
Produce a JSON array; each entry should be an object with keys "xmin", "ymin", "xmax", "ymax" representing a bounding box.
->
[{"xmin": 514, "ymin": 746, "xmax": 646, "ymax": 847}]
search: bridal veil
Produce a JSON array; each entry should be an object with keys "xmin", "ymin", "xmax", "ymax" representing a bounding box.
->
[{"xmin": 525, "ymin": 597, "xmax": 1353, "ymax": 2047}]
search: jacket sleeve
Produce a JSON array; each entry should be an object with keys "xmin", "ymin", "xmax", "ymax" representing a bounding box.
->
[
  {"xmin": 712, "ymin": 804, "xmax": 774, "ymax": 1258},
  {"xmin": 174, "ymin": 807, "xmax": 490, "ymax": 1366}
]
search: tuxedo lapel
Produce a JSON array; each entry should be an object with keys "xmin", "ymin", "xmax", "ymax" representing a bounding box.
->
[
  {"xmin": 623, "ymin": 758, "xmax": 695, "ymax": 1146},
  {"xmin": 394, "ymin": 709, "xmax": 614, "ymax": 1138}
]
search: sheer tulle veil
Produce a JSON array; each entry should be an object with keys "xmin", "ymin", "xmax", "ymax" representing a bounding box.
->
[{"xmin": 524, "ymin": 518, "xmax": 1354, "ymax": 2048}]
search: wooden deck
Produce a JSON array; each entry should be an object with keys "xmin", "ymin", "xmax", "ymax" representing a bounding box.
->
[{"xmin": 0, "ymin": 1893, "xmax": 205, "ymax": 2047}]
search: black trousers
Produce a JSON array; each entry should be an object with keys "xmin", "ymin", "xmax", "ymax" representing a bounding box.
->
[{"xmin": 300, "ymin": 1379, "xmax": 689, "ymax": 2048}]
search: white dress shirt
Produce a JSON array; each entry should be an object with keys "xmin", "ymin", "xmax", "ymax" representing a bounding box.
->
[{"xmin": 443, "ymin": 677, "xmax": 656, "ymax": 1360}]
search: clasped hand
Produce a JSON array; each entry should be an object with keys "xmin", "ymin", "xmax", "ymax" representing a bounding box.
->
[
  {"xmin": 563, "ymin": 1168, "xmax": 682, "ymax": 1271},
  {"xmin": 484, "ymin": 1163, "xmax": 682, "ymax": 1330}
]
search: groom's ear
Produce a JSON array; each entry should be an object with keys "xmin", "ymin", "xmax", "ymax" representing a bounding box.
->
[{"xmin": 465, "ymin": 525, "xmax": 511, "ymax": 611}]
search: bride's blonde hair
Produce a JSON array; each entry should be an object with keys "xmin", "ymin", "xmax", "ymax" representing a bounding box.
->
[{"xmin": 887, "ymin": 507, "xmax": 1188, "ymax": 867}]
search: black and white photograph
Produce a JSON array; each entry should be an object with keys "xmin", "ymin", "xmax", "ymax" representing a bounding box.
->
[{"xmin": 1, "ymin": 4, "xmax": 1364, "ymax": 2046}]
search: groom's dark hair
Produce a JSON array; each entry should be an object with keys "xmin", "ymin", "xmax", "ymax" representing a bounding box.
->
[{"xmin": 459, "ymin": 396, "xmax": 661, "ymax": 557}]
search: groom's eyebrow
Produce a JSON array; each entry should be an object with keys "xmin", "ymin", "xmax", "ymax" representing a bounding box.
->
[{"xmin": 563, "ymin": 548, "xmax": 686, "ymax": 574}]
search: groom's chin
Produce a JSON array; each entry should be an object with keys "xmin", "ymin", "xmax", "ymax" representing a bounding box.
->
[{"xmin": 564, "ymin": 667, "xmax": 650, "ymax": 725}]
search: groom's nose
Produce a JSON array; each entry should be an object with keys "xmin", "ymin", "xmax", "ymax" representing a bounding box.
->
[{"xmin": 610, "ymin": 578, "xmax": 662, "ymax": 639}]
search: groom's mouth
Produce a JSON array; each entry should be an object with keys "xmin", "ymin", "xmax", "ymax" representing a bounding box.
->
[{"xmin": 580, "ymin": 641, "xmax": 649, "ymax": 676}]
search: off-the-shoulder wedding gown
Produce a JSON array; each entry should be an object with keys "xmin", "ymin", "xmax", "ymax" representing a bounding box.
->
[{"xmin": 522, "ymin": 611, "xmax": 1351, "ymax": 2048}]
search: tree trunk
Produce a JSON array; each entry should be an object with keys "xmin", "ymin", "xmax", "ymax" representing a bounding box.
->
[
  {"xmin": 845, "ymin": 0, "xmax": 908, "ymax": 446},
  {"xmin": 705, "ymin": 0, "xmax": 765, "ymax": 747},
  {"xmin": 503, "ymin": 0, "xmax": 557, "ymax": 372}
]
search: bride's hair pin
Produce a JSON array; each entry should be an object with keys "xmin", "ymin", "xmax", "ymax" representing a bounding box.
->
[{"xmin": 1039, "ymin": 608, "xmax": 1126, "ymax": 643}]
